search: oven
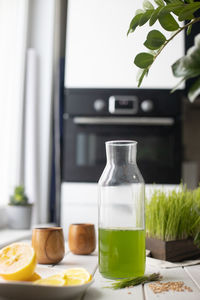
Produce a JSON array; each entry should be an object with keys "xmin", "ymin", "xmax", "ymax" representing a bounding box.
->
[{"xmin": 61, "ymin": 88, "xmax": 182, "ymax": 184}]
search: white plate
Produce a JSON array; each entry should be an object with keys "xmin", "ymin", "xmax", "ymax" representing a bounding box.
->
[{"xmin": 0, "ymin": 267, "xmax": 94, "ymax": 300}]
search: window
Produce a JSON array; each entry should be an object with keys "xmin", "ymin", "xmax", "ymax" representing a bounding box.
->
[{"xmin": 0, "ymin": 0, "xmax": 29, "ymax": 206}]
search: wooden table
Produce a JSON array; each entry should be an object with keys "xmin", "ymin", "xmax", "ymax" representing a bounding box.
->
[{"xmin": 48, "ymin": 250, "xmax": 200, "ymax": 300}]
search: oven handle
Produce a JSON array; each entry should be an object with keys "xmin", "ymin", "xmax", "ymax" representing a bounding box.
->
[{"xmin": 73, "ymin": 117, "xmax": 174, "ymax": 126}]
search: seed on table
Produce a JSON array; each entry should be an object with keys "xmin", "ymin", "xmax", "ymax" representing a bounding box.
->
[{"xmin": 148, "ymin": 281, "xmax": 193, "ymax": 294}]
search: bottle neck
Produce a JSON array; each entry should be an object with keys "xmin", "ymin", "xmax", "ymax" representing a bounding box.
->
[{"xmin": 106, "ymin": 141, "xmax": 137, "ymax": 165}]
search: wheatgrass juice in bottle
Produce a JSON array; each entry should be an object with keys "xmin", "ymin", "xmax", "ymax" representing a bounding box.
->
[{"xmin": 99, "ymin": 227, "xmax": 145, "ymax": 279}]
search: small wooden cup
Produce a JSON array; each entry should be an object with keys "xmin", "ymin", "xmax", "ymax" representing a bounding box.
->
[
  {"xmin": 32, "ymin": 227, "xmax": 65, "ymax": 264},
  {"xmin": 68, "ymin": 223, "xmax": 96, "ymax": 255}
]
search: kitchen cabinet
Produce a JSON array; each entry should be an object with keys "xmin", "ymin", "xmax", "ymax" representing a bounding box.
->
[{"xmin": 65, "ymin": 0, "xmax": 184, "ymax": 89}]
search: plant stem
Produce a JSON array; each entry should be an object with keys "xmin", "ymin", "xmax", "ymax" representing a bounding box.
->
[{"xmin": 153, "ymin": 17, "xmax": 200, "ymax": 63}]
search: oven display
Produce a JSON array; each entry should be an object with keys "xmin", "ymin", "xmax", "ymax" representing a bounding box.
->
[
  {"xmin": 115, "ymin": 100, "xmax": 134, "ymax": 109},
  {"xmin": 109, "ymin": 95, "xmax": 138, "ymax": 114}
]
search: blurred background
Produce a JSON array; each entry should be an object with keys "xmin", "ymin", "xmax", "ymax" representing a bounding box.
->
[{"xmin": 0, "ymin": 0, "xmax": 199, "ymax": 237}]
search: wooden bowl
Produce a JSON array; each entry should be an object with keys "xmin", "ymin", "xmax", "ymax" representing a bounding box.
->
[
  {"xmin": 32, "ymin": 227, "xmax": 65, "ymax": 264},
  {"xmin": 68, "ymin": 224, "xmax": 96, "ymax": 255}
]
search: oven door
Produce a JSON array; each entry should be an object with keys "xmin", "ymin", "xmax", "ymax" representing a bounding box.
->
[{"xmin": 61, "ymin": 116, "xmax": 181, "ymax": 184}]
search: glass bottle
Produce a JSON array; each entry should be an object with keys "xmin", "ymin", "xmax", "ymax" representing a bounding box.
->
[{"xmin": 98, "ymin": 140, "xmax": 145, "ymax": 279}]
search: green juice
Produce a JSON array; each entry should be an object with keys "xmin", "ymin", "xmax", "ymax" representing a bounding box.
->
[{"xmin": 99, "ymin": 228, "xmax": 145, "ymax": 279}]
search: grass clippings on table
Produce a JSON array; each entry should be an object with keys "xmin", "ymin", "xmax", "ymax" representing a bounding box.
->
[{"xmin": 110, "ymin": 273, "xmax": 162, "ymax": 289}]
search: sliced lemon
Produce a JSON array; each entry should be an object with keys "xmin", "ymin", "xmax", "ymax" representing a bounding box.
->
[
  {"xmin": 63, "ymin": 268, "xmax": 92, "ymax": 284},
  {"xmin": 43, "ymin": 274, "xmax": 66, "ymax": 281},
  {"xmin": 65, "ymin": 276, "xmax": 86, "ymax": 286},
  {"xmin": 0, "ymin": 242, "xmax": 36, "ymax": 281},
  {"xmin": 25, "ymin": 272, "xmax": 41, "ymax": 282},
  {"xmin": 34, "ymin": 269, "xmax": 92, "ymax": 286},
  {"xmin": 34, "ymin": 276, "xmax": 66, "ymax": 286}
]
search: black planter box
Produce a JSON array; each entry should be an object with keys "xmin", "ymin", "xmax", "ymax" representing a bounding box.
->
[{"xmin": 146, "ymin": 237, "xmax": 200, "ymax": 262}]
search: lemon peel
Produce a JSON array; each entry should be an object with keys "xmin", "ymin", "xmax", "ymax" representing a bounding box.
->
[{"xmin": 25, "ymin": 272, "xmax": 41, "ymax": 282}]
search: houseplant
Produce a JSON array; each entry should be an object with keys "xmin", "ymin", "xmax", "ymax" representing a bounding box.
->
[
  {"xmin": 7, "ymin": 186, "xmax": 33, "ymax": 229},
  {"xmin": 128, "ymin": 0, "xmax": 200, "ymax": 102},
  {"xmin": 146, "ymin": 186, "xmax": 200, "ymax": 261}
]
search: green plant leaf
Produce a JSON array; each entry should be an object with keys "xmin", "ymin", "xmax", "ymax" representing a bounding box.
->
[
  {"xmin": 172, "ymin": 57, "xmax": 200, "ymax": 78},
  {"xmin": 143, "ymin": 0, "xmax": 154, "ymax": 10},
  {"xmin": 178, "ymin": 10, "xmax": 194, "ymax": 21},
  {"xmin": 178, "ymin": 3, "xmax": 200, "ymax": 21},
  {"xmin": 171, "ymin": 34, "xmax": 200, "ymax": 102},
  {"xmin": 187, "ymin": 24, "xmax": 193, "ymax": 35},
  {"xmin": 159, "ymin": 3, "xmax": 184, "ymax": 16},
  {"xmin": 144, "ymin": 30, "xmax": 166, "ymax": 50},
  {"xmin": 189, "ymin": 36, "xmax": 200, "ymax": 65},
  {"xmin": 137, "ymin": 68, "xmax": 149, "ymax": 87},
  {"xmin": 127, "ymin": 13, "xmax": 143, "ymax": 35},
  {"xmin": 149, "ymin": 7, "xmax": 162, "ymax": 25},
  {"xmin": 139, "ymin": 10, "xmax": 153, "ymax": 26},
  {"xmin": 188, "ymin": 77, "xmax": 200, "ymax": 102},
  {"xmin": 135, "ymin": 9, "xmax": 145, "ymax": 15},
  {"xmin": 154, "ymin": 0, "xmax": 164, "ymax": 6},
  {"xmin": 172, "ymin": 33, "xmax": 200, "ymax": 78},
  {"xmin": 158, "ymin": 12, "xmax": 179, "ymax": 31},
  {"xmin": 134, "ymin": 53, "xmax": 154, "ymax": 68}
]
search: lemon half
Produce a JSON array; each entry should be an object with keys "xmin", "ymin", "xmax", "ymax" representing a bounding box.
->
[{"xmin": 0, "ymin": 242, "xmax": 36, "ymax": 281}]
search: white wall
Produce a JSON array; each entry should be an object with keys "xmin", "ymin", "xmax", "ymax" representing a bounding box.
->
[{"xmin": 65, "ymin": 0, "xmax": 184, "ymax": 89}]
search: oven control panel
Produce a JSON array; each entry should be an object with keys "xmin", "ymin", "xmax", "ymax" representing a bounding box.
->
[
  {"xmin": 109, "ymin": 95, "xmax": 138, "ymax": 114},
  {"xmin": 65, "ymin": 89, "xmax": 181, "ymax": 117},
  {"xmin": 140, "ymin": 100, "xmax": 154, "ymax": 112}
]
